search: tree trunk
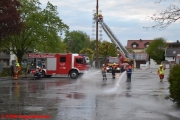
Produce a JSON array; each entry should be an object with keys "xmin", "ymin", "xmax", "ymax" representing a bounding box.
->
[{"xmin": 16, "ymin": 52, "xmax": 24, "ymax": 66}]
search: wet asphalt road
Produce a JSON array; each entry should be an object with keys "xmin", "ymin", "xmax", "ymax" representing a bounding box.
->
[{"xmin": 0, "ymin": 68, "xmax": 180, "ymax": 120}]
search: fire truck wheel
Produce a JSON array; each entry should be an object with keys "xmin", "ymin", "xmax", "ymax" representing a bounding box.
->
[{"xmin": 70, "ymin": 70, "xmax": 78, "ymax": 79}]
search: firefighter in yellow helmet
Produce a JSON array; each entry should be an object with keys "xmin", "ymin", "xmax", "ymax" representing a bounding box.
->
[
  {"xmin": 14, "ymin": 63, "xmax": 21, "ymax": 80},
  {"xmin": 157, "ymin": 64, "xmax": 165, "ymax": 82},
  {"xmin": 98, "ymin": 14, "xmax": 103, "ymax": 21}
]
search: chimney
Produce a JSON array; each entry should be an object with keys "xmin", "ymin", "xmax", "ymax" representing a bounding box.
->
[
  {"xmin": 177, "ymin": 40, "xmax": 179, "ymax": 43},
  {"xmin": 140, "ymin": 39, "xmax": 142, "ymax": 42}
]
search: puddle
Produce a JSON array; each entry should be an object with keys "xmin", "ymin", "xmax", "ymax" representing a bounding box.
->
[
  {"xmin": 24, "ymin": 106, "xmax": 44, "ymax": 111},
  {"xmin": 66, "ymin": 92, "xmax": 85, "ymax": 99}
]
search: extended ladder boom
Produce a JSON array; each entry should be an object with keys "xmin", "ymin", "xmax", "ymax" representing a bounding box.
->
[{"xmin": 99, "ymin": 20, "xmax": 130, "ymax": 61}]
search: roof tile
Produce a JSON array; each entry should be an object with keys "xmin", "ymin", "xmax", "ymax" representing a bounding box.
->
[{"xmin": 127, "ymin": 40, "xmax": 153, "ymax": 49}]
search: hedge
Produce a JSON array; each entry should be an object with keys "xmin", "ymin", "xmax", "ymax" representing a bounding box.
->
[
  {"xmin": 0, "ymin": 67, "xmax": 26, "ymax": 77},
  {"xmin": 168, "ymin": 64, "xmax": 180, "ymax": 105},
  {"xmin": 0, "ymin": 68, "xmax": 10, "ymax": 77}
]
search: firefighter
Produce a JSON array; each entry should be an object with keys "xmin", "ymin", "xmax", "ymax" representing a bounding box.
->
[
  {"xmin": 101, "ymin": 64, "xmax": 107, "ymax": 80},
  {"xmin": 10, "ymin": 64, "xmax": 14, "ymax": 77},
  {"xmin": 98, "ymin": 14, "xmax": 103, "ymax": 21},
  {"xmin": 126, "ymin": 65, "xmax": 132, "ymax": 82},
  {"xmin": 16, "ymin": 63, "xmax": 21, "ymax": 76},
  {"xmin": 157, "ymin": 64, "xmax": 165, "ymax": 82},
  {"xmin": 14, "ymin": 64, "xmax": 19, "ymax": 80},
  {"xmin": 112, "ymin": 63, "xmax": 117, "ymax": 79},
  {"xmin": 34, "ymin": 66, "xmax": 41, "ymax": 79},
  {"xmin": 38, "ymin": 66, "xmax": 42, "ymax": 73}
]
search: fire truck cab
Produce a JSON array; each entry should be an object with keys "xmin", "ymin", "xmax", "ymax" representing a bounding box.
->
[
  {"xmin": 105, "ymin": 57, "xmax": 121, "ymax": 73},
  {"xmin": 27, "ymin": 53, "xmax": 90, "ymax": 79}
]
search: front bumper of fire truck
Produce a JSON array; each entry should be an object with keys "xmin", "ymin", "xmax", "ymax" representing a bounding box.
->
[
  {"xmin": 78, "ymin": 64, "xmax": 91, "ymax": 74},
  {"xmin": 106, "ymin": 66, "xmax": 121, "ymax": 73},
  {"xmin": 79, "ymin": 70, "xmax": 88, "ymax": 74}
]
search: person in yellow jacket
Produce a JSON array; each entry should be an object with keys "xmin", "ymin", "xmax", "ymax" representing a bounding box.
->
[
  {"xmin": 14, "ymin": 63, "xmax": 21, "ymax": 80},
  {"xmin": 157, "ymin": 64, "xmax": 165, "ymax": 82}
]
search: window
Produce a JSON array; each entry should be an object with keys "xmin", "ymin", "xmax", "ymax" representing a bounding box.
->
[
  {"xmin": 76, "ymin": 58, "xmax": 83, "ymax": 64},
  {"xmin": 173, "ymin": 51, "xmax": 176, "ymax": 54},
  {"xmin": 146, "ymin": 44, "xmax": 149, "ymax": 47},
  {"xmin": 133, "ymin": 44, "xmax": 136, "ymax": 48},
  {"xmin": 2, "ymin": 50, "xmax": 10, "ymax": 55},
  {"xmin": 60, "ymin": 57, "xmax": 66, "ymax": 62},
  {"xmin": 85, "ymin": 57, "xmax": 90, "ymax": 64}
]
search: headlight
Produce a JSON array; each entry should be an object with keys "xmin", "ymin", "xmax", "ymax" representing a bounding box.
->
[
  {"xmin": 117, "ymin": 67, "xmax": 120, "ymax": 70},
  {"xmin": 106, "ymin": 67, "xmax": 110, "ymax": 70}
]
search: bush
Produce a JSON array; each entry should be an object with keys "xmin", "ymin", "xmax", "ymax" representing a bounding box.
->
[
  {"xmin": 168, "ymin": 64, "xmax": 180, "ymax": 105},
  {"xmin": 0, "ymin": 68, "xmax": 10, "ymax": 77},
  {"xmin": 0, "ymin": 67, "xmax": 27, "ymax": 77}
]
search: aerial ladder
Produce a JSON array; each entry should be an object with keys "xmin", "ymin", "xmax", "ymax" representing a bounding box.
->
[{"xmin": 95, "ymin": 14, "xmax": 131, "ymax": 65}]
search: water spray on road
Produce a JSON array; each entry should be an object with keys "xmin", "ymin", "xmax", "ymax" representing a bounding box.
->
[{"xmin": 104, "ymin": 71, "xmax": 127, "ymax": 94}]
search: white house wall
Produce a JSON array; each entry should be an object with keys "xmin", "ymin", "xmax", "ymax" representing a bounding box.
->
[
  {"xmin": 10, "ymin": 53, "xmax": 16, "ymax": 65},
  {"xmin": 165, "ymin": 57, "xmax": 175, "ymax": 62},
  {"xmin": 149, "ymin": 58, "xmax": 159, "ymax": 69}
]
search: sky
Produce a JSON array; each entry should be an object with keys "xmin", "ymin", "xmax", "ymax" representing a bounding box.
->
[{"xmin": 39, "ymin": 0, "xmax": 180, "ymax": 46}]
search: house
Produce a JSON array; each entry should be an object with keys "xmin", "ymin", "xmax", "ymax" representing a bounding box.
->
[
  {"xmin": 126, "ymin": 39, "xmax": 153, "ymax": 69},
  {"xmin": 126, "ymin": 39, "xmax": 152, "ymax": 52},
  {"xmin": 165, "ymin": 40, "xmax": 180, "ymax": 62},
  {"xmin": 163, "ymin": 40, "xmax": 180, "ymax": 68},
  {"xmin": 128, "ymin": 52, "xmax": 149, "ymax": 69},
  {"xmin": 0, "ymin": 49, "xmax": 11, "ymax": 67},
  {"xmin": 0, "ymin": 48, "xmax": 32, "ymax": 68}
]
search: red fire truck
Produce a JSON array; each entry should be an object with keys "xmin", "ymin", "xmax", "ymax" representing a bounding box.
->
[
  {"xmin": 105, "ymin": 54, "xmax": 129, "ymax": 73},
  {"xmin": 26, "ymin": 53, "xmax": 90, "ymax": 79}
]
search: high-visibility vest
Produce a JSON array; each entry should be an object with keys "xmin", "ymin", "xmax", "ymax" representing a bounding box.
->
[{"xmin": 158, "ymin": 68, "xmax": 164, "ymax": 74}]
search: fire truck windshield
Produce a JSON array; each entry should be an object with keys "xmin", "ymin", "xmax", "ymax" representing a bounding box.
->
[{"xmin": 109, "ymin": 58, "xmax": 119, "ymax": 63}]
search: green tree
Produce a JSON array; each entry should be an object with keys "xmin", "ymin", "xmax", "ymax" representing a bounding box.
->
[
  {"xmin": 63, "ymin": 31, "xmax": 91, "ymax": 53},
  {"xmin": 89, "ymin": 40, "xmax": 97, "ymax": 52},
  {"xmin": 88, "ymin": 39, "xmax": 101, "ymax": 60},
  {"xmin": 99, "ymin": 41, "xmax": 117, "ymax": 63},
  {"xmin": 39, "ymin": 36, "xmax": 67, "ymax": 53},
  {"xmin": 146, "ymin": 37, "xmax": 167, "ymax": 63},
  {"xmin": 0, "ymin": 0, "xmax": 23, "ymax": 43},
  {"xmin": 1, "ymin": 0, "xmax": 69, "ymax": 64},
  {"xmin": 79, "ymin": 48, "xmax": 94, "ymax": 63}
]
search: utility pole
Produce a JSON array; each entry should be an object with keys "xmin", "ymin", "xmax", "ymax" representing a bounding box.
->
[{"xmin": 95, "ymin": 0, "xmax": 99, "ymax": 68}]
